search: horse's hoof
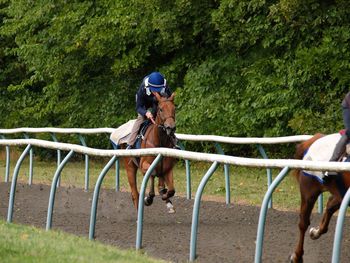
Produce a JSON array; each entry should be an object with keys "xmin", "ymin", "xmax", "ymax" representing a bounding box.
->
[
  {"xmin": 144, "ymin": 196, "xmax": 153, "ymax": 206},
  {"xmin": 289, "ymin": 253, "xmax": 303, "ymax": 263},
  {"xmin": 166, "ymin": 202, "xmax": 175, "ymax": 214},
  {"xmin": 162, "ymin": 190, "xmax": 175, "ymax": 200},
  {"xmin": 159, "ymin": 188, "xmax": 167, "ymax": 198},
  {"xmin": 309, "ymin": 226, "xmax": 320, "ymax": 240}
]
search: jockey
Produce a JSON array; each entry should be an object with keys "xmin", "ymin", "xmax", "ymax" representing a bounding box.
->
[
  {"xmin": 126, "ymin": 72, "xmax": 178, "ymax": 149},
  {"xmin": 327, "ymin": 92, "xmax": 350, "ymax": 171}
]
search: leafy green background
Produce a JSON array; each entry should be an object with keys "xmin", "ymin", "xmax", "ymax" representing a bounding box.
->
[{"xmin": 1, "ymin": 0, "xmax": 350, "ymax": 154}]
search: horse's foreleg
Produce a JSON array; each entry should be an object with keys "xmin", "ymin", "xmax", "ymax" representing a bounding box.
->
[
  {"xmin": 158, "ymin": 176, "xmax": 168, "ymax": 197},
  {"xmin": 310, "ymin": 194, "xmax": 341, "ymax": 240},
  {"xmin": 156, "ymin": 177, "xmax": 174, "ymax": 213},
  {"xmin": 162, "ymin": 170, "xmax": 175, "ymax": 200},
  {"xmin": 144, "ymin": 175, "xmax": 155, "ymax": 206},
  {"xmin": 162, "ymin": 170, "xmax": 176, "ymax": 214},
  {"xmin": 291, "ymin": 184, "xmax": 320, "ymax": 263}
]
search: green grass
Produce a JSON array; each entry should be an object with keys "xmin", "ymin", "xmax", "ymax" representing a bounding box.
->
[
  {"xmin": 0, "ymin": 155, "xmax": 312, "ymax": 211},
  {"xmin": 0, "ymin": 220, "xmax": 164, "ymax": 263}
]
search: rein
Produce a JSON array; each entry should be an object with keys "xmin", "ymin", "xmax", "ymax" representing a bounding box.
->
[{"xmin": 143, "ymin": 110, "xmax": 174, "ymax": 148}]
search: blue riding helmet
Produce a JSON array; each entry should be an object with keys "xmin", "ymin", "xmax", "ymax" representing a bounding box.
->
[{"xmin": 145, "ymin": 72, "xmax": 166, "ymax": 92}]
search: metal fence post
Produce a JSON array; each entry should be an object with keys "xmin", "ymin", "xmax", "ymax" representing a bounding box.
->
[
  {"xmin": 111, "ymin": 143, "xmax": 120, "ymax": 192},
  {"xmin": 136, "ymin": 154, "xmax": 163, "ymax": 249},
  {"xmin": 189, "ymin": 162, "xmax": 219, "ymax": 261},
  {"xmin": 46, "ymin": 150, "xmax": 75, "ymax": 230},
  {"xmin": 7, "ymin": 145, "xmax": 32, "ymax": 223},
  {"xmin": 0, "ymin": 135, "xmax": 10, "ymax": 182},
  {"xmin": 256, "ymin": 144, "xmax": 273, "ymax": 209},
  {"xmin": 23, "ymin": 133, "xmax": 33, "ymax": 185},
  {"xmin": 332, "ymin": 187, "xmax": 350, "ymax": 263},
  {"xmin": 50, "ymin": 133, "xmax": 61, "ymax": 187},
  {"xmin": 214, "ymin": 143, "xmax": 231, "ymax": 204},
  {"xmin": 78, "ymin": 134, "xmax": 89, "ymax": 191},
  {"xmin": 178, "ymin": 141, "xmax": 191, "ymax": 199},
  {"xmin": 89, "ymin": 156, "xmax": 118, "ymax": 240},
  {"xmin": 254, "ymin": 167, "xmax": 290, "ymax": 263}
]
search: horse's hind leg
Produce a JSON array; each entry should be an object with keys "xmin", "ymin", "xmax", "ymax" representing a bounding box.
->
[
  {"xmin": 140, "ymin": 159, "xmax": 158, "ymax": 206},
  {"xmin": 291, "ymin": 179, "xmax": 320, "ymax": 263},
  {"xmin": 124, "ymin": 158, "xmax": 139, "ymax": 209},
  {"xmin": 144, "ymin": 175, "xmax": 155, "ymax": 206},
  {"xmin": 309, "ymin": 194, "xmax": 341, "ymax": 240}
]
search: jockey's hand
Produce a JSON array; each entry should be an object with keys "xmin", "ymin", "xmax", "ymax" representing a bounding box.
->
[
  {"xmin": 145, "ymin": 111, "xmax": 156, "ymax": 124},
  {"xmin": 145, "ymin": 111, "xmax": 153, "ymax": 119}
]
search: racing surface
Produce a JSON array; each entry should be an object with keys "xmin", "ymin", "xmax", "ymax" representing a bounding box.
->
[{"xmin": 1, "ymin": 182, "xmax": 350, "ymax": 263}]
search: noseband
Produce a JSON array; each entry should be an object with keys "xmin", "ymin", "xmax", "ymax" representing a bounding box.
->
[{"xmin": 156, "ymin": 100, "xmax": 176, "ymax": 141}]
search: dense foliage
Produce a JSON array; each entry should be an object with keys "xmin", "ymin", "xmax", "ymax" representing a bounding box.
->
[{"xmin": 1, "ymin": 0, "xmax": 350, "ymax": 152}]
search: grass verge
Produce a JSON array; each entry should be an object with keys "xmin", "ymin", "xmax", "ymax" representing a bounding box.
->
[{"xmin": 0, "ymin": 220, "xmax": 163, "ymax": 263}]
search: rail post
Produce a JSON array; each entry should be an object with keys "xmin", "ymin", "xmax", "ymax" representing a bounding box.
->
[
  {"xmin": 256, "ymin": 144, "xmax": 273, "ymax": 208},
  {"xmin": 178, "ymin": 141, "xmax": 191, "ymax": 199},
  {"xmin": 46, "ymin": 150, "xmax": 75, "ymax": 230},
  {"xmin": 23, "ymin": 133, "xmax": 33, "ymax": 185},
  {"xmin": 78, "ymin": 134, "xmax": 89, "ymax": 191},
  {"xmin": 189, "ymin": 161, "xmax": 219, "ymax": 261},
  {"xmin": 50, "ymin": 133, "xmax": 61, "ymax": 187},
  {"xmin": 7, "ymin": 144, "xmax": 32, "ymax": 223},
  {"xmin": 0, "ymin": 135, "xmax": 10, "ymax": 182},
  {"xmin": 89, "ymin": 156, "xmax": 118, "ymax": 240},
  {"xmin": 214, "ymin": 143, "xmax": 231, "ymax": 204},
  {"xmin": 332, "ymin": 187, "xmax": 350, "ymax": 263},
  {"xmin": 136, "ymin": 154, "xmax": 163, "ymax": 249},
  {"xmin": 111, "ymin": 143, "xmax": 120, "ymax": 192},
  {"xmin": 254, "ymin": 166, "xmax": 290, "ymax": 263}
]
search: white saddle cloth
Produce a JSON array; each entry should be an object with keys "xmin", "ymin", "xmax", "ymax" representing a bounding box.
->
[
  {"xmin": 303, "ymin": 133, "xmax": 341, "ymax": 181},
  {"xmin": 110, "ymin": 119, "xmax": 136, "ymax": 146}
]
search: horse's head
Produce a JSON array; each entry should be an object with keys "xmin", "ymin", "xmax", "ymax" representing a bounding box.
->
[{"xmin": 154, "ymin": 92, "xmax": 176, "ymax": 136}]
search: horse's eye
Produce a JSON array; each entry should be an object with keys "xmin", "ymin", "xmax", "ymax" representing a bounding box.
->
[{"xmin": 159, "ymin": 108, "xmax": 163, "ymax": 113}]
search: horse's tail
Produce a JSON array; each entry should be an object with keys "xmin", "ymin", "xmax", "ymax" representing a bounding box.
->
[{"xmin": 293, "ymin": 133, "xmax": 324, "ymax": 180}]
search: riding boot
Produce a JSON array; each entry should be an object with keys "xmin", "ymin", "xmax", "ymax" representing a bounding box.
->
[
  {"xmin": 324, "ymin": 133, "xmax": 349, "ymax": 179},
  {"xmin": 126, "ymin": 144, "xmax": 134, "ymax": 150},
  {"xmin": 329, "ymin": 133, "xmax": 349, "ymax": 162}
]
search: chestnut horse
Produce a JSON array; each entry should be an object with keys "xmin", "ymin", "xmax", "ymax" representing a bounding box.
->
[
  {"xmin": 290, "ymin": 133, "xmax": 350, "ymax": 263},
  {"xmin": 123, "ymin": 92, "xmax": 177, "ymax": 213}
]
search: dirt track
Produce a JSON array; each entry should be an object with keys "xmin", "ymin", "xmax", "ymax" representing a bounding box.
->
[{"xmin": 1, "ymin": 182, "xmax": 350, "ymax": 263}]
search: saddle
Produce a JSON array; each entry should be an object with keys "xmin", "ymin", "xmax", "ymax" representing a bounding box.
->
[
  {"xmin": 134, "ymin": 120, "xmax": 152, "ymax": 149},
  {"xmin": 302, "ymin": 132, "xmax": 350, "ymax": 196},
  {"xmin": 127, "ymin": 120, "xmax": 152, "ymax": 167},
  {"xmin": 109, "ymin": 119, "xmax": 151, "ymax": 150},
  {"xmin": 302, "ymin": 133, "xmax": 341, "ymax": 182}
]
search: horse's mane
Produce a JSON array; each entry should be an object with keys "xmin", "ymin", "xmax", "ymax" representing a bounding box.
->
[{"xmin": 293, "ymin": 133, "xmax": 324, "ymax": 180}]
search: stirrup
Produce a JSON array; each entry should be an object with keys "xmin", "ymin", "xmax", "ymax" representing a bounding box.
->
[
  {"xmin": 323, "ymin": 170, "xmax": 337, "ymax": 178},
  {"xmin": 173, "ymin": 145, "xmax": 181, "ymax": 150}
]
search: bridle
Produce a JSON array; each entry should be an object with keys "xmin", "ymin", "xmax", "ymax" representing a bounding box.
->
[
  {"xmin": 157, "ymin": 100, "xmax": 175, "ymax": 127},
  {"xmin": 156, "ymin": 99, "xmax": 176, "ymax": 144},
  {"xmin": 143, "ymin": 92, "xmax": 176, "ymax": 149}
]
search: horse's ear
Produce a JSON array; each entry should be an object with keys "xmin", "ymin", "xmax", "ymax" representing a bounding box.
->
[
  {"xmin": 169, "ymin": 92, "xmax": 175, "ymax": 101},
  {"xmin": 153, "ymin": 92, "xmax": 162, "ymax": 101}
]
